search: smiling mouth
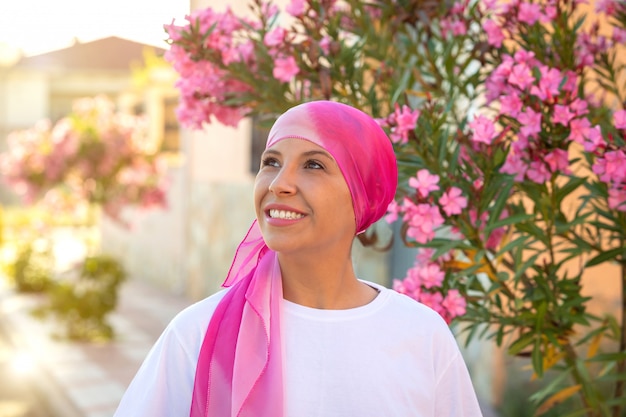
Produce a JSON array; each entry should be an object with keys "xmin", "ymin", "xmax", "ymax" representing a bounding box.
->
[{"xmin": 269, "ymin": 209, "xmax": 304, "ymax": 220}]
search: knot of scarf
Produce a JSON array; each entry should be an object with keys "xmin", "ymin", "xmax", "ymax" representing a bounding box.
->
[{"xmin": 190, "ymin": 101, "xmax": 397, "ymax": 417}]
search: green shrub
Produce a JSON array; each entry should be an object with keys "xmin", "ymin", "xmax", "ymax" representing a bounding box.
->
[
  {"xmin": 42, "ymin": 254, "xmax": 126, "ymax": 342},
  {"xmin": 4, "ymin": 239, "xmax": 55, "ymax": 293}
]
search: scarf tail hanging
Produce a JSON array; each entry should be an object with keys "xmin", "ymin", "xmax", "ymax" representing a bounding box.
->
[{"xmin": 189, "ymin": 253, "xmax": 284, "ymax": 417}]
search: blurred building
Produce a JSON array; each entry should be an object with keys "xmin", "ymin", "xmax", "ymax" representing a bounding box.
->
[{"xmin": 0, "ymin": 36, "xmax": 180, "ymax": 202}]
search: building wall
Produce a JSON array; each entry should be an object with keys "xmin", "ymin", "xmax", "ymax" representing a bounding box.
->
[{"xmin": 3, "ymin": 71, "xmax": 48, "ymax": 128}]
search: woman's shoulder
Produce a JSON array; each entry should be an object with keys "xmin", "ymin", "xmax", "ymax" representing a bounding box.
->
[
  {"xmin": 166, "ymin": 288, "xmax": 230, "ymax": 335},
  {"xmin": 365, "ymin": 280, "xmax": 452, "ymax": 332}
]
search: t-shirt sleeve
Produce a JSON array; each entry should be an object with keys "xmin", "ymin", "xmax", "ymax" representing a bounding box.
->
[
  {"xmin": 112, "ymin": 323, "xmax": 198, "ymax": 417},
  {"xmin": 434, "ymin": 348, "xmax": 484, "ymax": 416},
  {"xmin": 112, "ymin": 293, "xmax": 226, "ymax": 417}
]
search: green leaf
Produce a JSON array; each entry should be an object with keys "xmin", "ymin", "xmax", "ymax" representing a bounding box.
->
[
  {"xmin": 508, "ymin": 332, "xmax": 535, "ymax": 356},
  {"xmin": 586, "ymin": 351, "xmax": 626, "ymax": 362},
  {"xmin": 514, "ymin": 252, "xmax": 541, "ymax": 283},
  {"xmin": 494, "ymin": 234, "xmax": 532, "ymax": 258},
  {"xmin": 585, "ymin": 248, "xmax": 624, "ymax": 268},
  {"xmin": 485, "ymin": 212, "xmax": 534, "ymax": 234},
  {"xmin": 529, "ymin": 366, "xmax": 572, "ymax": 404}
]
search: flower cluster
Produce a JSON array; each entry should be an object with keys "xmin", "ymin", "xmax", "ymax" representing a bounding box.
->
[
  {"xmin": 393, "ymin": 248, "xmax": 467, "ymax": 324},
  {"xmin": 0, "ymin": 96, "xmax": 168, "ymax": 223},
  {"xmin": 163, "ymin": 8, "xmax": 257, "ymax": 128}
]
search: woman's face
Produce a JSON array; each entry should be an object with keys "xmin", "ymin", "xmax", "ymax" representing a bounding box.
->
[{"xmin": 254, "ymin": 138, "xmax": 356, "ymax": 256}]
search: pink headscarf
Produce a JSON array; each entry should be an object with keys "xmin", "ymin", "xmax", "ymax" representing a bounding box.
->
[{"xmin": 189, "ymin": 101, "xmax": 397, "ymax": 417}]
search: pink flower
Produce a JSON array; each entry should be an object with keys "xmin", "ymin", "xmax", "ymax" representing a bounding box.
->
[
  {"xmin": 608, "ymin": 187, "xmax": 626, "ymax": 212},
  {"xmin": 518, "ymin": 2, "xmax": 542, "ymax": 25},
  {"xmin": 319, "ymin": 36, "xmax": 332, "ymax": 54},
  {"xmin": 527, "ymin": 159, "xmax": 551, "ymax": 183},
  {"xmin": 451, "ymin": 20, "xmax": 467, "ymax": 36},
  {"xmin": 441, "ymin": 289, "xmax": 467, "ymax": 322},
  {"xmin": 614, "ymin": 109, "xmax": 626, "ymax": 129},
  {"xmin": 596, "ymin": 0, "xmax": 618, "ymax": 14},
  {"xmin": 264, "ymin": 27, "xmax": 286, "ymax": 47},
  {"xmin": 568, "ymin": 117, "xmax": 591, "ymax": 144},
  {"xmin": 552, "ymin": 104, "xmax": 575, "ymax": 126},
  {"xmin": 593, "ymin": 150, "xmax": 626, "ymax": 184},
  {"xmin": 273, "ymin": 56, "xmax": 299, "ymax": 82},
  {"xmin": 508, "ymin": 63, "xmax": 535, "ymax": 90},
  {"xmin": 561, "ymin": 70, "xmax": 579, "ymax": 93},
  {"xmin": 483, "ymin": 19, "xmax": 504, "ymax": 47},
  {"xmin": 385, "ymin": 199, "xmax": 402, "ymax": 223},
  {"xmin": 582, "ymin": 125, "xmax": 605, "ymax": 152},
  {"xmin": 513, "ymin": 49, "xmax": 538, "ymax": 66},
  {"xmin": 391, "ymin": 104, "xmax": 420, "ymax": 144},
  {"xmin": 518, "ymin": 108, "xmax": 542, "ymax": 138},
  {"xmin": 286, "ymin": 0, "xmax": 306, "ymax": 16},
  {"xmin": 544, "ymin": 149, "xmax": 570, "ymax": 174},
  {"xmin": 419, "ymin": 264, "xmax": 445, "ymax": 289},
  {"xmin": 439, "ymin": 187, "xmax": 468, "ymax": 216},
  {"xmin": 415, "ymin": 248, "xmax": 437, "ymax": 265},
  {"xmin": 404, "ymin": 203, "xmax": 445, "ymax": 244},
  {"xmin": 468, "ymin": 115, "xmax": 497, "ymax": 145},
  {"xmin": 418, "ymin": 291, "xmax": 445, "ymax": 315},
  {"xmin": 530, "ymin": 66, "xmax": 562, "ymax": 100},
  {"xmin": 500, "ymin": 152, "xmax": 528, "ymax": 182},
  {"xmin": 570, "ymin": 98, "xmax": 589, "ymax": 116},
  {"xmin": 613, "ymin": 27, "xmax": 626, "ymax": 43},
  {"xmin": 409, "ymin": 169, "xmax": 440, "ymax": 198},
  {"xmin": 543, "ymin": 5, "xmax": 557, "ymax": 20},
  {"xmin": 499, "ymin": 93, "xmax": 523, "ymax": 117}
]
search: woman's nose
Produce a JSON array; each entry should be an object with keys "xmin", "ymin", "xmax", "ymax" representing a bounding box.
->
[{"xmin": 268, "ymin": 166, "xmax": 297, "ymax": 195}]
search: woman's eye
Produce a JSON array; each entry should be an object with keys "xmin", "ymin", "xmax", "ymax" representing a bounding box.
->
[
  {"xmin": 305, "ymin": 160, "xmax": 324, "ymax": 169},
  {"xmin": 261, "ymin": 157, "xmax": 280, "ymax": 168}
]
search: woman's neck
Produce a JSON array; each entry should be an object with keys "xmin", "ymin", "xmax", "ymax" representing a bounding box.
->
[{"xmin": 277, "ymin": 252, "xmax": 378, "ymax": 310}]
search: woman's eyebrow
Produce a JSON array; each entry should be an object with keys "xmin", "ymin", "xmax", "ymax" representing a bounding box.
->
[
  {"xmin": 262, "ymin": 149, "xmax": 281, "ymax": 157},
  {"xmin": 261, "ymin": 148, "xmax": 334, "ymax": 161},
  {"xmin": 301, "ymin": 150, "xmax": 333, "ymax": 160}
]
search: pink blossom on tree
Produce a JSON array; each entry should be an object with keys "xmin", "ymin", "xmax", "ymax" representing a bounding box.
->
[
  {"xmin": 273, "ymin": 56, "xmax": 300, "ymax": 82},
  {"xmin": 508, "ymin": 63, "xmax": 534, "ymax": 90},
  {"xmin": 517, "ymin": 2, "xmax": 542, "ymax": 25},
  {"xmin": 483, "ymin": 19, "xmax": 504, "ymax": 47},
  {"xmin": 499, "ymin": 93, "xmax": 523, "ymax": 117},
  {"xmin": 264, "ymin": 27, "xmax": 287, "ymax": 47},
  {"xmin": 408, "ymin": 169, "xmax": 440, "ymax": 198},
  {"xmin": 286, "ymin": 0, "xmax": 306, "ymax": 16},
  {"xmin": 441, "ymin": 290, "xmax": 467, "ymax": 323},
  {"xmin": 552, "ymin": 104, "xmax": 575, "ymax": 126},
  {"xmin": 613, "ymin": 27, "xmax": 626, "ymax": 43},
  {"xmin": 468, "ymin": 114, "xmax": 497, "ymax": 144},
  {"xmin": 608, "ymin": 187, "xmax": 626, "ymax": 212},
  {"xmin": 568, "ymin": 117, "xmax": 591, "ymax": 144},
  {"xmin": 544, "ymin": 149, "xmax": 570, "ymax": 174},
  {"xmin": 439, "ymin": 187, "xmax": 468, "ymax": 216},
  {"xmin": 530, "ymin": 65, "xmax": 563, "ymax": 101},
  {"xmin": 593, "ymin": 150, "xmax": 626, "ymax": 184},
  {"xmin": 526, "ymin": 159, "xmax": 551, "ymax": 183},
  {"xmin": 419, "ymin": 264, "xmax": 445, "ymax": 289},
  {"xmin": 500, "ymin": 152, "xmax": 527, "ymax": 182},
  {"xmin": 404, "ymin": 202, "xmax": 445, "ymax": 244},
  {"xmin": 614, "ymin": 109, "xmax": 626, "ymax": 129},
  {"xmin": 570, "ymin": 98, "xmax": 589, "ymax": 116},
  {"xmin": 418, "ymin": 292, "xmax": 445, "ymax": 315},
  {"xmin": 390, "ymin": 104, "xmax": 420, "ymax": 144},
  {"xmin": 385, "ymin": 199, "xmax": 402, "ymax": 223},
  {"xmin": 518, "ymin": 108, "xmax": 542, "ymax": 138}
]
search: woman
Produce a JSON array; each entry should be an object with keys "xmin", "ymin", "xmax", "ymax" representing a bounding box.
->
[{"xmin": 113, "ymin": 101, "xmax": 483, "ymax": 417}]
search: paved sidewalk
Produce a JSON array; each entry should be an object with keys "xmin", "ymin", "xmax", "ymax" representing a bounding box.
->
[{"xmin": 0, "ymin": 278, "xmax": 193, "ymax": 417}]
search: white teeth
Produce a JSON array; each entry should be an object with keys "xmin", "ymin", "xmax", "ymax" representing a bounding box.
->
[{"xmin": 269, "ymin": 209, "xmax": 304, "ymax": 220}]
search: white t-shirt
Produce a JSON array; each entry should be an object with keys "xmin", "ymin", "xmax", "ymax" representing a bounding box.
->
[{"xmin": 113, "ymin": 281, "xmax": 483, "ymax": 417}]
